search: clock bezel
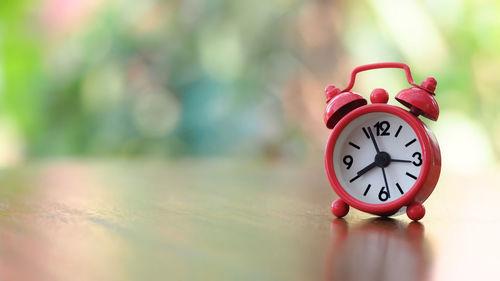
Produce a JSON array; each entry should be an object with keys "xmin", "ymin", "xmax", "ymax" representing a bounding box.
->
[{"xmin": 325, "ymin": 104, "xmax": 438, "ymax": 215}]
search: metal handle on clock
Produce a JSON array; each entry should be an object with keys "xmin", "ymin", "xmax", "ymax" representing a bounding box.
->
[{"xmin": 341, "ymin": 62, "xmax": 420, "ymax": 93}]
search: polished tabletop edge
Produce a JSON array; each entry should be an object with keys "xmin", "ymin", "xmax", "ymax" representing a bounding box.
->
[{"xmin": 0, "ymin": 160, "xmax": 497, "ymax": 281}]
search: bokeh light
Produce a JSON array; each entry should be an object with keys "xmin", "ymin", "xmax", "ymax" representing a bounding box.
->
[{"xmin": 0, "ymin": 0, "xmax": 497, "ymax": 171}]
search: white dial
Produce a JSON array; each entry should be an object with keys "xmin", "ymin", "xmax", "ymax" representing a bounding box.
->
[{"xmin": 333, "ymin": 112, "xmax": 423, "ymax": 204}]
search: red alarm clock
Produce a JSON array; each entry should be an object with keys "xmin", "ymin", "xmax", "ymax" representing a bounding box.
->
[{"xmin": 324, "ymin": 62, "xmax": 441, "ymax": 221}]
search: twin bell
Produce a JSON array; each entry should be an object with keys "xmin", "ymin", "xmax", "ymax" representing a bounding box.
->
[{"xmin": 324, "ymin": 77, "xmax": 439, "ymax": 130}]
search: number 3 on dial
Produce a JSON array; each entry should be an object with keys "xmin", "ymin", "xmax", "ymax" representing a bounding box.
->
[{"xmin": 412, "ymin": 152, "xmax": 422, "ymax": 166}]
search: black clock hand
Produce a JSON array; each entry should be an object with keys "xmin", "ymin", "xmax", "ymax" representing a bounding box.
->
[
  {"xmin": 367, "ymin": 127, "xmax": 380, "ymax": 153},
  {"xmin": 381, "ymin": 167, "xmax": 390, "ymax": 197},
  {"xmin": 391, "ymin": 159, "xmax": 412, "ymax": 163},
  {"xmin": 349, "ymin": 161, "xmax": 377, "ymax": 183},
  {"xmin": 357, "ymin": 162, "xmax": 377, "ymax": 176}
]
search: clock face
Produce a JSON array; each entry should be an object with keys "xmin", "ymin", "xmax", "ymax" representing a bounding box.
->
[{"xmin": 332, "ymin": 112, "xmax": 423, "ymax": 204}]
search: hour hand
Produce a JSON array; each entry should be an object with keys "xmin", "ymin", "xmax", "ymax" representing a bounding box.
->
[{"xmin": 349, "ymin": 161, "xmax": 377, "ymax": 183}]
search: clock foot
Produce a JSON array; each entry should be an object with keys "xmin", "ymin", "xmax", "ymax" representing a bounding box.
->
[
  {"xmin": 331, "ymin": 199, "xmax": 349, "ymax": 218},
  {"xmin": 406, "ymin": 202, "xmax": 425, "ymax": 221}
]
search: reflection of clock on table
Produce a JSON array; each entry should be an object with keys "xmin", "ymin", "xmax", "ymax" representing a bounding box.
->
[
  {"xmin": 325, "ymin": 219, "xmax": 430, "ymax": 281},
  {"xmin": 323, "ymin": 63, "xmax": 441, "ymax": 221}
]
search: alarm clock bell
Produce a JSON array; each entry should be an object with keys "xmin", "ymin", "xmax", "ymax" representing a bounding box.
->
[
  {"xmin": 395, "ymin": 77, "xmax": 440, "ymax": 121},
  {"xmin": 323, "ymin": 85, "xmax": 367, "ymax": 129}
]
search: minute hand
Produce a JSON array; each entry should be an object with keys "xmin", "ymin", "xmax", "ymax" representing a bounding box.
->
[{"xmin": 367, "ymin": 127, "xmax": 380, "ymax": 153}]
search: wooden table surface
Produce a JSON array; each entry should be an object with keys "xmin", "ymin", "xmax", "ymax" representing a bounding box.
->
[{"xmin": 0, "ymin": 159, "xmax": 497, "ymax": 281}]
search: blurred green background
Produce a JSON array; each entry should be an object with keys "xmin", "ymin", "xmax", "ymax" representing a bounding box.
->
[{"xmin": 0, "ymin": 0, "xmax": 498, "ymax": 173}]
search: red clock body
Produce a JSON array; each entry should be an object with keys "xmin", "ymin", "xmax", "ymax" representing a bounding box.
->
[
  {"xmin": 323, "ymin": 62, "xmax": 441, "ymax": 221},
  {"xmin": 325, "ymin": 104, "xmax": 441, "ymax": 217}
]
